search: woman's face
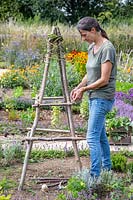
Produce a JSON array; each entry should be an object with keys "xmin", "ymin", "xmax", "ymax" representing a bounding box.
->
[{"xmin": 79, "ymin": 29, "xmax": 95, "ymax": 44}]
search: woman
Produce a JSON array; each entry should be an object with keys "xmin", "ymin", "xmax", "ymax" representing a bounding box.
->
[{"xmin": 71, "ymin": 17, "xmax": 117, "ymax": 178}]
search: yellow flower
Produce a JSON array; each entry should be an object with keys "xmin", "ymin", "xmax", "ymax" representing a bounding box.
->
[
  {"xmin": 127, "ymin": 67, "xmax": 131, "ymax": 73},
  {"xmin": 80, "ymin": 181, "xmax": 85, "ymax": 187},
  {"xmin": 66, "ymin": 50, "xmax": 88, "ymax": 77}
]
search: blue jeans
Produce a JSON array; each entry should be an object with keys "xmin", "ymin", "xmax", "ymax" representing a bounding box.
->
[{"xmin": 86, "ymin": 98, "xmax": 115, "ymax": 177}]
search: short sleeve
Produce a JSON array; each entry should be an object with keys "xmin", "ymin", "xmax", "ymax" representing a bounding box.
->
[{"xmin": 101, "ymin": 47, "xmax": 115, "ymax": 65}]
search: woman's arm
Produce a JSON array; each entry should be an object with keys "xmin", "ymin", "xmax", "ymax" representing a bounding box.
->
[
  {"xmin": 70, "ymin": 74, "xmax": 87, "ymax": 101},
  {"xmin": 71, "ymin": 61, "xmax": 112, "ymax": 101},
  {"xmin": 82, "ymin": 61, "xmax": 112, "ymax": 92},
  {"xmin": 75, "ymin": 74, "xmax": 88, "ymax": 89}
]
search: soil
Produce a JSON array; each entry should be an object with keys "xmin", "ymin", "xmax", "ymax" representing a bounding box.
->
[
  {"xmin": 0, "ymin": 107, "xmax": 88, "ymax": 200},
  {"xmin": 0, "ymin": 157, "xmax": 90, "ymax": 200}
]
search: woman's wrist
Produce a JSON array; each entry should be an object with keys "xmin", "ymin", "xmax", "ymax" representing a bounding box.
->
[
  {"xmin": 80, "ymin": 86, "xmax": 86, "ymax": 92},
  {"xmin": 81, "ymin": 86, "xmax": 89, "ymax": 92}
]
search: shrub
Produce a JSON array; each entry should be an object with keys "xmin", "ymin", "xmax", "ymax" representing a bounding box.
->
[
  {"xmin": 111, "ymin": 153, "xmax": 127, "ymax": 172},
  {"xmin": 0, "ymin": 177, "xmax": 16, "ymax": 194},
  {"xmin": 2, "ymin": 141, "xmax": 23, "ymax": 166},
  {"xmin": 57, "ymin": 169, "xmax": 133, "ymax": 200},
  {"xmin": 126, "ymin": 162, "xmax": 133, "ymax": 174},
  {"xmin": 116, "ymin": 81, "xmax": 133, "ymax": 93},
  {"xmin": 66, "ymin": 176, "xmax": 87, "ymax": 198},
  {"xmin": 19, "ymin": 107, "xmax": 35, "ymax": 127},
  {"xmin": 0, "ymin": 70, "xmax": 28, "ymax": 89}
]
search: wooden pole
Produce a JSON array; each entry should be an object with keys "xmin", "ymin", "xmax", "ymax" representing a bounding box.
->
[
  {"xmin": 24, "ymin": 136, "xmax": 85, "ymax": 142},
  {"xmin": 18, "ymin": 37, "xmax": 53, "ymax": 191},
  {"xmin": 56, "ymin": 27, "xmax": 82, "ymax": 171}
]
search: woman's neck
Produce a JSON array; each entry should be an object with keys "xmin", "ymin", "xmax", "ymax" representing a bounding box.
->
[
  {"xmin": 93, "ymin": 35, "xmax": 107, "ymax": 54},
  {"xmin": 95, "ymin": 35, "xmax": 106, "ymax": 47}
]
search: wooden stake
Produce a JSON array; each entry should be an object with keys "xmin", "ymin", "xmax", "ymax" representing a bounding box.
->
[
  {"xmin": 18, "ymin": 36, "xmax": 53, "ymax": 191},
  {"xmin": 23, "ymin": 136, "xmax": 85, "ymax": 142}
]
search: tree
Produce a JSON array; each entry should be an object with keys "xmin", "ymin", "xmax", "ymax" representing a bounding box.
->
[
  {"xmin": 57, "ymin": 0, "xmax": 106, "ymax": 24},
  {"xmin": 0, "ymin": 0, "xmax": 20, "ymax": 21},
  {"xmin": 0, "ymin": 0, "xmax": 132, "ymax": 24}
]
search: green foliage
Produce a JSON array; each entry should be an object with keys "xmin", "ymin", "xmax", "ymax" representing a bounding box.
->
[
  {"xmin": 111, "ymin": 153, "xmax": 127, "ymax": 172},
  {"xmin": 0, "ymin": 0, "xmax": 132, "ymax": 24},
  {"xmin": 29, "ymin": 148, "xmax": 89, "ymax": 162},
  {"xmin": 0, "ymin": 122, "xmax": 23, "ymax": 135},
  {"xmin": 107, "ymin": 116, "xmax": 131, "ymax": 129},
  {"xmin": 109, "ymin": 30, "xmax": 133, "ymax": 53},
  {"xmin": 58, "ymin": 169, "xmax": 133, "ymax": 199},
  {"xmin": 11, "ymin": 98, "xmax": 32, "ymax": 110},
  {"xmin": 116, "ymin": 81, "xmax": 133, "ymax": 93},
  {"xmin": 1, "ymin": 87, "xmax": 25, "ymax": 120},
  {"xmin": 0, "ymin": 70, "xmax": 28, "ymax": 89},
  {"xmin": 51, "ymin": 106, "xmax": 61, "ymax": 128},
  {"xmin": 19, "ymin": 107, "xmax": 35, "ymax": 127},
  {"xmin": 2, "ymin": 142, "xmax": 23, "ymax": 166},
  {"xmin": 118, "ymin": 150, "xmax": 133, "ymax": 158},
  {"xmin": 0, "ymin": 177, "xmax": 15, "ymax": 193},
  {"xmin": 0, "ymin": 0, "xmax": 20, "ymax": 21},
  {"xmin": 2, "ymin": 97, "xmax": 32, "ymax": 111},
  {"xmin": 30, "ymin": 149, "xmax": 66, "ymax": 162},
  {"xmin": 126, "ymin": 162, "xmax": 133, "ymax": 174},
  {"xmin": 8, "ymin": 109, "xmax": 19, "ymax": 121},
  {"xmin": 13, "ymin": 86, "xmax": 23, "ymax": 98},
  {"xmin": 66, "ymin": 176, "xmax": 86, "ymax": 198},
  {"xmin": 66, "ymin": 63, "xmax": 81, "ymax": 92},
  {"xmin": 109, "ymin": 173, "xmax": 132, "ymax": 200},
  {"xmin": 56, "ymin": 193, "xmax": 66, "ymax": 200},
  {"xmin": 4, "ymin": 96, "xmax": 14, "ymax": 111},
  {"xmin": 79, "ymin": 94, "xmax": 89, "ymax": 119},
  {"xmin": 0, "ymin": 144, "xmax": 3, "ymax": 159},
  {"xmin": 44, "ymin": 60, "xmax": 80, "ymax": 97},
  {"xmin": 98, "ymin": 11, "xmax": 113, "ymax": 23},
  {"xmin": 30, "ymin": 86, "xmax": 38, "ymax": 98},
  {"xmin": 0, "ymin": 195, "xmax": 11, "ymax": 200},
  {"xmin": 106, "ymin": 113, "xmax": 132, "ymax": 141}
]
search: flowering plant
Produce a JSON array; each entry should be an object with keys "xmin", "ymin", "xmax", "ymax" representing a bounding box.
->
[
  {"xmin": 106, "ymin": 108, "xmax": 132, "ymax": 142},
  {"xmin": 66, "ymin": 49, "xmax": 88, "ymax": 78},
  {"xmin": 114, "ymin": 89, "xmax": 133, "ymax": 121}
]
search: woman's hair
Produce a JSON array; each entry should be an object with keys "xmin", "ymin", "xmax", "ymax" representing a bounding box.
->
[{"xmin": 77, "ymin": 17, "xmax": 109, "ymax": 40}]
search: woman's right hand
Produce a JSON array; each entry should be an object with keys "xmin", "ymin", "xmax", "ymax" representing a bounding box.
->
[{"xmin": 70, "ymin": 87, "xmax": 78, "ymax": 102}]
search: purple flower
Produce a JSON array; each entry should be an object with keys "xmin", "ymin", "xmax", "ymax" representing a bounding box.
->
[{"xmin": 114, "ymin": 99, "xmax": 133, "ymax": 121}]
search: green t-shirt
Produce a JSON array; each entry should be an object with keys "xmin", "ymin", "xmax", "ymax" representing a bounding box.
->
[{"xmin": 86, "ymin": 40, "xmax": 117, "ymax": 99}]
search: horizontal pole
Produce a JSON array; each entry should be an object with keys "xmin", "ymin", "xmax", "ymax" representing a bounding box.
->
[
  {"xmin": 27, "ymin": 128, "xmax": 73, "ymax": 133},
  {"xmin": 42, "ymin": 96, "xmax": 64, "ymax": 100},
  {"xmin": 23, "ymin": 136, "xmax": 85, "ymax": 142},
  {"xmin": 33, "ymin": 96, "xmax": 64, "ymax": 101},
  {"xmin": 33, "ymin": 102, "xmax": 73, "ymax": 107},
  {"xmin": 31, "ymin": 177, "xmax": 69, "ymax": 180}
]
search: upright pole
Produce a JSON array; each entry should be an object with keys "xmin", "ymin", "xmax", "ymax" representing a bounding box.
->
[{"xmin": 18, "ymin": 40, "xmax": 53, "ymax": 191}]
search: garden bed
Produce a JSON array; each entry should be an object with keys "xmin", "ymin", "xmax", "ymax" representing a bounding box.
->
[
  {"xmin": 0, "ymin": 155, "xmax": 133, "ymax": 200},
  {"xmin": 0, "ymin": 157, "xmax": 90, "ymax": 200}
]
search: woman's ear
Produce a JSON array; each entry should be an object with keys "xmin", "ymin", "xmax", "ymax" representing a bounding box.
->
[{"xmin": 90, "ymin": 27, "xmax": 96, "ymax": 33}]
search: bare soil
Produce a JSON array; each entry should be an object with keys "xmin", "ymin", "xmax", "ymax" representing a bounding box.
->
[{"xmin": 0, "ymin": 157, "xmax": 90, "ymax": 200}]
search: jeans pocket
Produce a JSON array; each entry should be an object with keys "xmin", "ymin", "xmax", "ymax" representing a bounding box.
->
[{"xmin": 97, "ymin": 99, "xmax": 114, "ymax": 113}]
